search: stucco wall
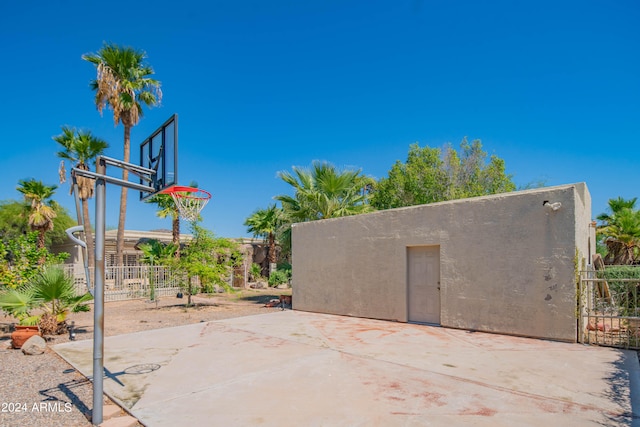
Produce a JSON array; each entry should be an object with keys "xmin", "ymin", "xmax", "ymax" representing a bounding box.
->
[{"xmin": 292, "ymin": 183, "xmax": 592, "ymax": 342}]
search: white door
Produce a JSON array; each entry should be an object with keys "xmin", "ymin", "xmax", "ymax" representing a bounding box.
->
[{"xmin": 407, "ymin": 246, "xmax": 440, "ymax": 324}]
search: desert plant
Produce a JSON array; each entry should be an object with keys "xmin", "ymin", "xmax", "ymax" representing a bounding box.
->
[
  {"xmin": 0, "ymin": 232, "xmax": 68, "ymax": 289},
  {"xmin": 268, "ymin": 269, "xmax": 289, "ymax": 287},
  {"xmin": 249, "ymin": 263, "xmax": 263, "ymax": 281},
  {"xmin": 0, "ymin": 266, "xmax": 93, "ymax": 333}
]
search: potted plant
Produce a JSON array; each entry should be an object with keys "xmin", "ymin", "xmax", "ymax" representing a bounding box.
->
[{"xmin": 0, "ymin": 289, "xmax": 42, "ymax": 348}]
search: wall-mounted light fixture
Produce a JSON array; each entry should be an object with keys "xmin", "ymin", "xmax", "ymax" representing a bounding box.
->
[{"xmin": 543, "ymin": 200, "xmax": 562, "ymax": 211}]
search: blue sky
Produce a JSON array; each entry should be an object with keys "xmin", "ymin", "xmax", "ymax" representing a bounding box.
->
[{"xmin": 1, "ymin": 1, "xmax": 638, "ymax": 238}]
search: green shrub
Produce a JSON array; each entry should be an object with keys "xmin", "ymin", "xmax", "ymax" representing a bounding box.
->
[
  {"xmin": 597, "ymin": 266, "xmax": 640, "ymax": 316},
  {"xmin": 268, "ymin": 270, "xmax": 289, "ymax": 287},
  {"xmin": 249, "ymin": 263, "xmax": 263, "ymax": 281},
  {"xmin": 277, "ymin": 261, "xmax": 291, "ymax": 271}
]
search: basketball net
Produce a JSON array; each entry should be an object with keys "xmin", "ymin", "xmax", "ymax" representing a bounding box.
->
[{"xmin": 160, "ymin": 186, "xmax": 211, "ymax": 222}]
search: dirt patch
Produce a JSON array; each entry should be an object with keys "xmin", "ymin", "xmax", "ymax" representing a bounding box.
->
[{"xmin": 36, "ymin": 288, "xmax": 293, "ymax": 343}]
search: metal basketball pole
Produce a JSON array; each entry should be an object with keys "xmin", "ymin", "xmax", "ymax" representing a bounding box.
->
[
  {"xmin": 92, "ymin": 157, "xmax": 106, "ymax": 425},
  {"xmin": 71, "ymin": 156, "xmax": 156, "ymax": 426}
]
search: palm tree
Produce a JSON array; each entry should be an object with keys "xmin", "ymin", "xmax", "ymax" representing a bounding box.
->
[
  {"xmin": 16, "ymin": 179, "xmax": 58, "ymax": 253},
  {"xmin": 596, "ymin": 197, "xmax": 637, "ymax": 225},
  {"xmin": 275, "ymin": 161, "xmax": 373, "ymax": 222},
  {"xmin": 244, "ymin": 205, "xmax": 283, "ymax": 275},
  {"xmin": 147, "ymin": 193, "xmax": 181, "ymax": 257},
  {"xmin": 83, "ymin": 43, "xmax": 162, "ymax": 266},
  {"xmin": 274, "ymin": 161, "xmax": 373, "ymax": 260},
  {"xmin": 597, "ymin": 197, "xmax": 640, "ymax": 265},
  {"xmin": 0, "ymin": 266, "xmax": 93, "ymax": 333},
  {"xmin": 54, "ymin": 126, "xmax": 109, "ymax": 268}
]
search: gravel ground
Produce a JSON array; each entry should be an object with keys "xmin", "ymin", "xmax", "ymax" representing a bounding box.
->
[{"xmin": 0, "ymin": 289, "xmax": 290, "ymax": 427}]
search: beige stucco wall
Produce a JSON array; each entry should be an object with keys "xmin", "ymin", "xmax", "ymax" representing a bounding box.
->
[{"xmin": 291, "ymin": 183, "xmax": 593, "ymax": 342}]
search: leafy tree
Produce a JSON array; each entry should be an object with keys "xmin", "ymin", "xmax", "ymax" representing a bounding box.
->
[
  {"xmin": 244, "ymin": 204, "xmax": 283, "ymax": 275},
  {"xmin": 0, "ymin": 200, "xmax": 76, "ymax": 249},
  {"xmin": 54, "ymin": 126, "xmax": 109, "ymax": 267},
  {"xmin": 83, "ymin": 43, "xmax": 162, "ymax": 267},
  {"xmin": 597, "ymin": 197, "xmax": 640, "ymax": 265},
  {"xmin": 0, "ymin": 201, "xmax": 26, "ymax": 243},
  {"xmin": 517, "ymin": 179, "xmax": 548, "ymax": 190},
  {"xmin": 16, "ymin": 179, "xmax": 58, "ymax": 252},
  {"xmin": 371, "ymin": 139, "xmax": 515, "ymax": 210},
  {"xmin": 0, "ymin": 232, "xmax": 68, "ymax": 289},
  {"xmin": 49, "ymin": 206, "xmax": 77, "ymax": 248},
  {"xmin": 174, "ymin": 225, "xmax": 242, "ymax": 306},
  {"xmin": 371, "ymin": 144, "xmax": 447, "ymax": 209},
  {"xmin": 442, "ymin": 138, "xmax": 515, "ymax": 199}
]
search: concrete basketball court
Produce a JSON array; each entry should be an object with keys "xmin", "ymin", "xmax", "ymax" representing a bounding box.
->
[{"xmin": 54, "ymin": 311, "xmax": 640, "ymax": 426}]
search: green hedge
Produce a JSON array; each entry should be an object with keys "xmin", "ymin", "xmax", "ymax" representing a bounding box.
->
[
  {"xmin": 597, "ymin": 266, "xmax": 640, "ymax": 280},
  {"xmin": 597, "ymin": 266, "xmax": 640, "ymax": 316}
]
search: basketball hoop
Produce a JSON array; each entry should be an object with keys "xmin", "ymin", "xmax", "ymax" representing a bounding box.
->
[{"xmin": 159, "ymin": 185, "xmax": 211, "ymax": 222}]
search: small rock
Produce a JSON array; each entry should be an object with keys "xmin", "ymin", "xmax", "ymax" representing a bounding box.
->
[{"xmin": 21, "ymin": 335, "xmax": 46, "ymax": 355}]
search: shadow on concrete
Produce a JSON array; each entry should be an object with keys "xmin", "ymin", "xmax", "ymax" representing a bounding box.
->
[{"xmin": 599, "ymin": 351, "xmax": 640, "ymax": 427}]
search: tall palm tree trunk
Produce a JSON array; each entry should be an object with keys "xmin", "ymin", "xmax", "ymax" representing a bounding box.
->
[
  {"xmin": 115, "ymin": 125, "xmax": 131, "ymax": 267},
  {"xmin": 81, "ymin": 198, "xmax": 95, "ymax": 268},
  {"xmin": 268, "ymin": 233, "xmax": 277, "ymax": 274},
  {"xmin": 37, "ymin": 230, "xmax": 46, "ymax": 250},
  {"xmin": 172, "ymin": 216, "xmax": 180, "ymax": 258},
  {"xmin": 37, "ymin": 229, "xmax": 47, "ymax": 265}
]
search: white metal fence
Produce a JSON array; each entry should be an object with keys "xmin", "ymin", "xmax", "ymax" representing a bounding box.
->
[{"xmin": 62, "ymin": 264, "xmax": 200, "ymax": 302}]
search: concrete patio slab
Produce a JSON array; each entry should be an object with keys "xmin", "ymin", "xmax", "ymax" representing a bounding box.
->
[{"xmin": 54, "ymin": 311, "xmax": 640, "ymax": 427}]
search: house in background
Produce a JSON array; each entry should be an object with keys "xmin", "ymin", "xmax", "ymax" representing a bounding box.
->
[
  {"xmin": 53, "ymin": 229, "xmax": 271, "ymax": 288},
  {"xmin": 292, "ymin": 183, "xmax": 595, "ymax": 343},
  {"xmin": 53, "ymin": 229, "xmax": 191, "ymax": 267}
]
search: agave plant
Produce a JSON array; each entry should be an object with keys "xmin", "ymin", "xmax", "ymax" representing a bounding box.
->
[{"xmin": 0, "ymin": 267, "xmax": 92, "ymax": 334}]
